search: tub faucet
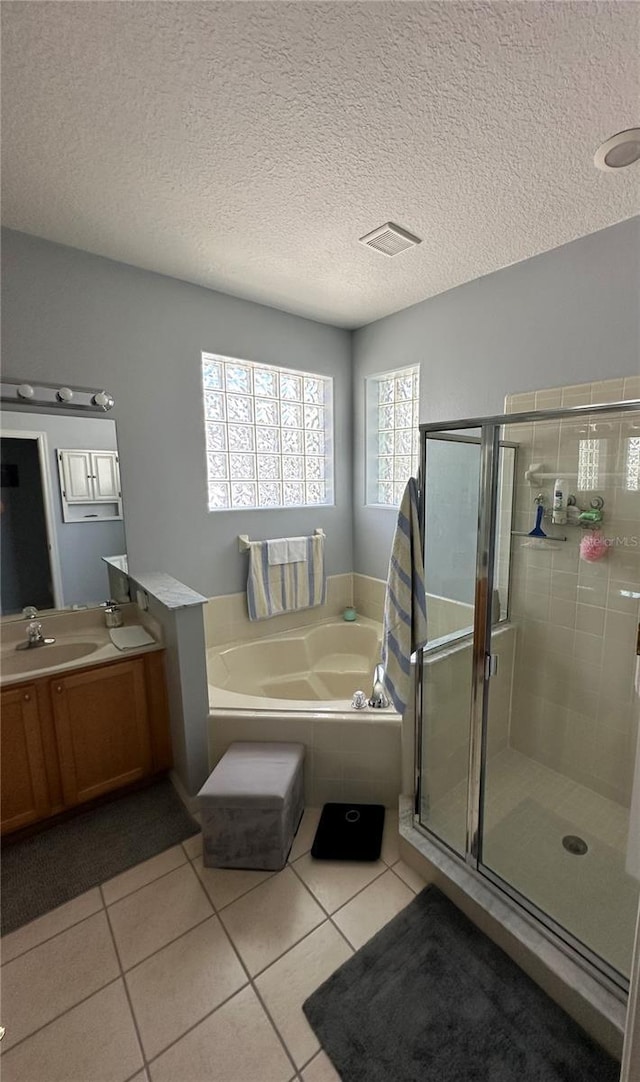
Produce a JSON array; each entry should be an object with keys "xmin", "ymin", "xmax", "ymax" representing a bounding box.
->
[{"xmin": 368, "ymin": 663, "xmax": 390, "ymax": 709}]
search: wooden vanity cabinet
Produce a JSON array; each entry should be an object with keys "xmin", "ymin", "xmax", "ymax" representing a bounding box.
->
[
  {"xmin": 1, "ymin": 684, "xmax": 51, "ymax": 833},
  {"xmin": 52, "ymin": 659, "xmax": 152, "ymax": 806},
  {"xmin": 1, "ymin": 650, "xmax": 172, "ymax": 835}
]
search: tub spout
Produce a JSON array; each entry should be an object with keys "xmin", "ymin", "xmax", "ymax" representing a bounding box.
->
[{"xmin": 369, "ymin": 664, "xmax": 390, "ymax": 709}]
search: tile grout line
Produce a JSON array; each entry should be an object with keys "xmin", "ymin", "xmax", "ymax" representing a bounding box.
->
[
  {"xmin": 1, "ymin": 821, "xmax": 404, "ymax": 1076},
  {"xmin": 5, "ymin": 862, "xmax": 323, "ymax": 1069},
  {"xmin": 101, "ymin": 848, "xmax": 189, "ymax": 908},
  {"xmin": 288, "ymin": 854, "xmax": 393, "ymax": 951},
  {"xmin": 100, "ymin": 882, "xmax": 150, "ymax": 1078},
  {"xmin": 184, "ymin": 850, "xmax": 302, "ymax": 1081},
  {"xmin": 1, "ymin": 897, "xmax": 106, "ymax": 968},
  {"xmin": 1, "ymin": 847, "xmax": 191, "ymax": 969},
  {"xmin": 1, "ymin": 892, "xmax": 121, "ymax": 1057},
  {"xmin": 0, "ymin": 974, "xmax": 123, "ymax": 1058},
  {"xmin": 290, "ymin": 864, "xmax": 360, "ymax": 955}
]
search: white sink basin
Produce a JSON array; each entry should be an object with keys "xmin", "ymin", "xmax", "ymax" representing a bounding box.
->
[{"xmin": 2, "ymin": 641, "xmax": 101, "ymax": 677}]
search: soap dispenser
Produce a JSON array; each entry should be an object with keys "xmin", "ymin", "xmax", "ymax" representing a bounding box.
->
[{"xmin": 103, "ymin": 600, "xmax": 124, "ymax": 629}]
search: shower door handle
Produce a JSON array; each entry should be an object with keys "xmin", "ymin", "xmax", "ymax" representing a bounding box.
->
[{"xmin": 484, "ymin": 654, "xmax": 498, "ymax": 680}]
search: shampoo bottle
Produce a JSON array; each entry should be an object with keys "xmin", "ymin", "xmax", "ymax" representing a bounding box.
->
[{"xmin": 552, "ymin": 479, "xmax": 567, "ymax": 525}]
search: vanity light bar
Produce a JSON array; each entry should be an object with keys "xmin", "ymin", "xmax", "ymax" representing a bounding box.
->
[{"xmin": 1, "ymin": 379, "xmax": 115, "ymax": 412}]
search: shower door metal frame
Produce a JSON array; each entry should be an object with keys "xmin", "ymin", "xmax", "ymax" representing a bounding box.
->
[{"xmin": 414, "ymin": 397, "xmax": 640, "ymax": 994}]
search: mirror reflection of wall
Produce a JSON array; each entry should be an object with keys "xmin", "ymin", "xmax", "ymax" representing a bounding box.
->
[{"xmin": 0, "ymin": 411, "xmax": 127, "ymax": 616}]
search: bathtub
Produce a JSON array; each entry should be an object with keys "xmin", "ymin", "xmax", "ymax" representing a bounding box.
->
[{"xmin": 207, "ymin": 617, "xmax": 402, "ymax": 807}]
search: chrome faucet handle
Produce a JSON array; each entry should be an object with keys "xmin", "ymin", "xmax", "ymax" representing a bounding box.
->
[
  {"xmin": 22, "ymin": 606, "xmax": 39, "ymax": 620},
  {"xmin": 16, "ymin": 620, "xmax": 55, "ymax": 650}
]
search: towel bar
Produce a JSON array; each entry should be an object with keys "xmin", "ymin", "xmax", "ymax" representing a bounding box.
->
[{"xmin": 238, "ymin": 527, "xmax": 326, "ymax": 553}]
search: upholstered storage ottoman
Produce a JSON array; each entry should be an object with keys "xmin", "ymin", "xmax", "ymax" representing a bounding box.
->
[{"xmin": 197, "ymin": 742, "xmax": 305, "ymax": 871}]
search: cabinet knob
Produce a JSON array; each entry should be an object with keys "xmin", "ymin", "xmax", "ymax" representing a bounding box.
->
[
  {"xmin": 24, "ymin": 693, "xmax": 30, "ymax": 702},
  {"xmin": 56, "ymin": 685, "xmax": 63, "ymax": 694}
]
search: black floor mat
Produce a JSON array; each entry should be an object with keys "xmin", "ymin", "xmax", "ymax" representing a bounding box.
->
[{"xmin": 311, "ymin": 802, "xmax": 385, "ymax": 861}]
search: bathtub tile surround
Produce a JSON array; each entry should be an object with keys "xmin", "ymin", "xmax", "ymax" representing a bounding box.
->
[
  {"xmin": 0, "ymin": 808, "xmax": 419, "ymax": 1082},
  {"xmin": 204, "ymin": 573, "xmax": 353, "ymax": 647},
  {"xmin": 209, "ymin": 709, "xmax": 402, "ymax": 810},
  {"xmin": 353, "ymin": 573, "xmax": 475, "ymax": 642},
  {"xmin": 505, "ymin": 376, "xmax": 640, "ymax": 806}
]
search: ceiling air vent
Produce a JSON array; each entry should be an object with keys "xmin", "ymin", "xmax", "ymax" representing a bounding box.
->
[{"xmin": 359, "ymin": 222, "xmax": 422, "ymax": 257}]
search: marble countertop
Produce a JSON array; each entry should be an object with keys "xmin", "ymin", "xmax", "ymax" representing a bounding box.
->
[{"xmin": 127, "ymin": 571, "xmax": 208, "ymax": 611}]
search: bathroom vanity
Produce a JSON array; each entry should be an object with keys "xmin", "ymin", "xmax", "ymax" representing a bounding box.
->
[{"xmin": 1, "ymin": 622, "xmax": 172, "ymax": 836}]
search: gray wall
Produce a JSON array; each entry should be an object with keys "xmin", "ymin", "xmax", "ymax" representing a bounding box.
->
[
  {"xmin": 2, "ymin": 228, "xmax": 353, "ymax": 598},
  {"xmin": 352, "ymin": 217, "xmax": 640, "ymax": 579},
  {"xmin": 1, "ymin": 411, "xmax": 125, "ymax": 608}
]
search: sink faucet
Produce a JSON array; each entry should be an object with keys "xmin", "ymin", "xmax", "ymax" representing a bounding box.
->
[
  {"xmin": 16, "ymin": 621, "xmax": 56, "ymax": 651},
  {"xmin": 368, "ymin": 663, "xmax": 390, "ymax": 709}
]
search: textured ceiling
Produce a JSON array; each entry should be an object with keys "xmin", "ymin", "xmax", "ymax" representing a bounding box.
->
[{"xmin": 2, "ymin": 2, "xmax": 639, "ymax": 328}]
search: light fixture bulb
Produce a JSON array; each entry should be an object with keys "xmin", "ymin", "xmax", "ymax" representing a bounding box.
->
[
  {"xmin": 56, "ymin": 386, "xmax": 74, "ymax": 402},
  {"xmin": 17, "ymin": 383, "xmax": 35, "ymax": 399},
  {"xmin": 92, "ymin": 390, "xmax": 115, "ymax": 410}
]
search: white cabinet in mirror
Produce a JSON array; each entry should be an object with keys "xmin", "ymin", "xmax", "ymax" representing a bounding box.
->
[{"xmin": 0, "ymin": 410, "xmax": 128, "ymax": 617}]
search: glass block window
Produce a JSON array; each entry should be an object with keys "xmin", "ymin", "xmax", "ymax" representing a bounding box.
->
[
  {"xmin": 626, "ymin": 436, "xmax": 640, "ymax": 491},
  {"xmin": 366, "ymin": 365, "xmax": 420, "ymax": 506},
  {"xmin": 202, "ymin": 353, "xmax": 334, "ymax": 510},
  {"xmin": 577, "ymin": 438, "xmax": 601, "ymax": 491}
]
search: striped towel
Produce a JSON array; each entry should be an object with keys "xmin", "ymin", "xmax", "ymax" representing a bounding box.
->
[
  {"xmin": 247, "ymin": 533, "xmax": 326, "ymax": 620},
  {"xmin": 381, "ymin": 477, "xmax": 428, "ymax": 715}
]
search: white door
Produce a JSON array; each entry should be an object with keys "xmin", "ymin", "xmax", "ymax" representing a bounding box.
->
[{"xmin": 91, "ymin": 452, "xmax": 120, "ymax": 501}]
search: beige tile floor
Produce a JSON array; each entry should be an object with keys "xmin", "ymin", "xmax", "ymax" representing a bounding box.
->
[{"xmin": 0, "ymin": 809, "xmax": 424, "ymax": 1082}]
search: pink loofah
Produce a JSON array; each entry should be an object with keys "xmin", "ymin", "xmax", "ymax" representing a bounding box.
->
[{"xmin": 579, "ymin": 530, "xmax": 608, "ymax": 562}]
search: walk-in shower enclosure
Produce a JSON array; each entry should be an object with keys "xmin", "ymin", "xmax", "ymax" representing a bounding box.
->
[{"xmin": 415, "ymin": 398, "xmax": 640, "ymax": 992}]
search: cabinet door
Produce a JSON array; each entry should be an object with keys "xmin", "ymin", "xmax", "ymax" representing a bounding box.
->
[
  {"xmin": 52, "ymin": 660, "xmax": 152, "ymax": 806},
  {"xmin": 91, "ymin": 452, "xmax": 120, "ymax": 501},
  {"xmin": 1, "ymin": 685, "xmax": 50, "ymax": 834},
  {"xmin": 60, "ymin": 450, "xmax": 94, "ymax": 501}
]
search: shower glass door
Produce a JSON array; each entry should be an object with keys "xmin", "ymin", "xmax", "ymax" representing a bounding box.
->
[
  {"xmin": 479, "ymin": 409, "xmax": 640, "ymax": 983},
  {"xmin": 417, "ymin": 431, "xmax": 481, "ymax": 855}
]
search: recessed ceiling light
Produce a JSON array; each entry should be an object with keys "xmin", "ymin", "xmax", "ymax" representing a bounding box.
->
[{"xmin": 594, "ymin": 128, "xmax": 640, "ymax": 171}]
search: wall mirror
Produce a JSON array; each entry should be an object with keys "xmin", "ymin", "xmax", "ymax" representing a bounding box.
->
[{"xmin": 1, "ymin": 409, "xmax": 129, "ymax": 618}]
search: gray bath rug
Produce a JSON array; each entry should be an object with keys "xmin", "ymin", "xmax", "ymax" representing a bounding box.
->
[
  {"xmin": 303, "ymin": 885, "xmax": 619, "ymax": 1082},
  {"xmin": 1, "ymin": 777, "xmax": 199, "ymax": 936}
]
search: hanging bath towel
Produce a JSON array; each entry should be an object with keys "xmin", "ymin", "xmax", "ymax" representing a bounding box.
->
[
  {"xmin": 382, "ymin": 477, "xmax": 428, "ymax": 715},
  {"xmin": 247, "ymin": 533, "xmax": 326, "ymax": 620}
]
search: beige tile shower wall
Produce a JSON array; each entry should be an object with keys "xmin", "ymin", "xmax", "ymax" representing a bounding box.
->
[
  {"xmin": 505, "ymin": 376, "xmax": 640, "ymax": 806},
  {"xmin": 203, "ymin": 573, "xmax": 353, "ymax": 647},
  {"xmin": 353, "ymin": 573, "xmax": 386, "ymax": 623}
]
